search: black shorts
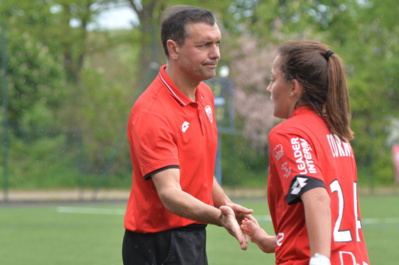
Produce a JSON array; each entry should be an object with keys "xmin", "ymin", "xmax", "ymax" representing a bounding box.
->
[{"xmin": 122, "ymin": 224, "xmax": 208, "ymax": 265}]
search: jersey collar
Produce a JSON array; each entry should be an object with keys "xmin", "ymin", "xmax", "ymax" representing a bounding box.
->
[{"xmin": 159, "ymin": 65, "xmax": 205, "ymax": 107}]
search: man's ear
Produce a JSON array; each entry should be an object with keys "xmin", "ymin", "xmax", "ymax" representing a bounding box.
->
[
  {"xmin": 291, "ymin": 79, "xmax": 304, "ymax": 98},
  {"xmin": 167, "ymin": 40, "xmax": 179, "ymax": 59}
]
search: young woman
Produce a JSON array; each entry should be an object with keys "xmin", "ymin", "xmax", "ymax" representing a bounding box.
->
[{"xmin": 241, "ymin": 41, "xmax": 370, "ymax": 265}]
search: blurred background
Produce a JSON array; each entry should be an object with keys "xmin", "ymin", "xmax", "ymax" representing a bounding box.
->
[{"xmin": 1, "ymin": 0, "xmax": 399, "ymax": 202}]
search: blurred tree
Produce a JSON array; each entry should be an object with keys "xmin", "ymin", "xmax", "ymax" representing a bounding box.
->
[
  {"xmin": 228, "ymin": 35, "xmax": 277, "ymax": 151},
  {"xmin": 0, "ymin": 27, "xmax": 65, "ymax": 139},
  {"xmin": 343, "ymin": 0, "xmax": 399, "ymax": 183},
  {"xmin": 1, "ymin": 0, "xmax": 137, "ymax": 180},
  {"xmin": 1, "ymin": 0, "xmax": 123, "ymax": 85}
]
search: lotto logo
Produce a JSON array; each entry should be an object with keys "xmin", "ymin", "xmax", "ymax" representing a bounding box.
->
[
  {"xmin": 181, "ymin": 121, "xmax": 189, "ymax": 133},
  {"xmin": 291, "ymin": 177, "xmax": 308, "ymax": 195}
]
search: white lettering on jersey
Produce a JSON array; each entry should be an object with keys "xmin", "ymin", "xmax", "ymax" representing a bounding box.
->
[
  {"xmin": 276, "ymin": 233, "xmax": 284, "ymax": 246},
  {"xmin": 339, "ymin": 251, "xmax": 356, "ymax": 265},
  {"xmin": 291, "ymin": 138, "xmax": 316, "ymax": 174},
  {"xmin": 327, "ymin": 134, "xmax": 353, "ymax": 158},
  {"xmin": 181, "ymin": 121, "xmax": 190, "ymax": 133},
  {"xmin": 291, "ymin": 177, "xmax": 307, "ymax": 195},
  {"xmin": 300, "ymin": 139, "xmax": 316, "ymax": 173}
]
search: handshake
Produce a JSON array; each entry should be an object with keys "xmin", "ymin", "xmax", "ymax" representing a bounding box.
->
[{"xmin": 220, "ymin": 205, "xmax": 331, "ymax": 265}]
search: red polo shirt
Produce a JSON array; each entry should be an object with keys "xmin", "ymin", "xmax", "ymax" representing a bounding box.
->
[{"xmin": 125, "ymin": 65, "xmax": 218, "ymax": 233}]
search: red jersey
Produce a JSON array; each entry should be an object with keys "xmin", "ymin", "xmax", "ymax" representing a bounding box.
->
[
  {"xmin": 268, "ymin": 107, "xmax": 370, "ymax": 265},
  {"xmin": 125, "ymin": 65, "xmax": 218, "ymax": 233}
]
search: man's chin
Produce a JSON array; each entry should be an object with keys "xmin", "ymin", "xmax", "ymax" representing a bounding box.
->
[{"xmin": 203, "ymin": 71, "xmax": 217, "ymax": 80}]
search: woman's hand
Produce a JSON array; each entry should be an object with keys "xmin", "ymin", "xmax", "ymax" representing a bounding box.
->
[{"xmin": 241, "ymin": 218, "xmax": 276, "ymax": 253}]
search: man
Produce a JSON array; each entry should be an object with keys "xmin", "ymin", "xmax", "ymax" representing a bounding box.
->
[{"xmin": 122, "ymin": 5, "xmax": 253, "ymax": 265}]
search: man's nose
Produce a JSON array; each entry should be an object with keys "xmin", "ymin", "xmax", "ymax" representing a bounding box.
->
[{"xmin": 209, "ymin": 44, "xmax": 220, "ymax": 60}]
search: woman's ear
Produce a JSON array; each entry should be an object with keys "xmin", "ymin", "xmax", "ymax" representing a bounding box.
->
[
  {"xmin": 167, "ymin": 40, "xmax": 179, "ymax": 59},
  {"xmin": 291, "ymin": 79, "xmax": 304, "ymax": 98}
]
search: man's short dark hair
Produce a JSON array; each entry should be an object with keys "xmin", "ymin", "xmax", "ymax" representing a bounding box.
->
[{"xmin": 161, "ymin": 5, "xmax": 217, "ymax": 59}]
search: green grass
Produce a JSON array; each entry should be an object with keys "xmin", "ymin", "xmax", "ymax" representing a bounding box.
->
[
  {"xmin": 0, "ymin": 204, "xmax": 125, "ymax": 264},
  {"xmin": 0, "ymin": 195, "xmax": 398, "ymax": 264}
]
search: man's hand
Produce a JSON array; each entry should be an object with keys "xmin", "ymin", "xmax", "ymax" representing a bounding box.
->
[
  {"xmin": 226, "ymin": 202, "xmax": 255, "ymax": 224},
  {"xmin": 219, "ymin": 206, "xmax": 248, "ymax": 250}
]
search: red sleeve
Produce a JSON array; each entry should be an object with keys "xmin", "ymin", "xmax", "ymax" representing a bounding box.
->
[
  {"xmin": 128, "ymin": 110, "xmax": 179, "ymax": 178},
  {"xmin": 269, "ymin": 129, "xmax": 325, "ymax": 199}
]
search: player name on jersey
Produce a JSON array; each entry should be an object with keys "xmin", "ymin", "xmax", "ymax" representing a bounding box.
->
[{"xmin": 327, "ymin": 134, "xmax": 353, "ymax": 158}]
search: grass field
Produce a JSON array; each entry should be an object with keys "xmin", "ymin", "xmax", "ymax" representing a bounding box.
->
[{"xmin": 1, "ymin": 195, "xmax": 398, "ymax": 264}]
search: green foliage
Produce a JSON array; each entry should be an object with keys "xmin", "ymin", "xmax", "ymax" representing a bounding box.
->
[
  {"xmin": 20, "ymin": 103, "xmax": 56, "ymax": 140},
  {"xmin": 220, "ymin": 133, "xmax": 268, "ymax": 188},
  {"xmin": 332, "ymin": 0, "xmax": 399, "ymax": 184},
  {"xmin": 68, "ymin": 29, "xmax": 139, "ymax": 176},
  {"xmin": 1, "ymin": 28, "xmax": 65, "ymax": 138},
  {"xmin": 4, "ymin": 133, "xmax": 68, "ymax": 189}
]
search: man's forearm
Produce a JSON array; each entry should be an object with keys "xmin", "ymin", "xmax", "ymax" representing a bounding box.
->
[{"xmin": 212, "ymin": 176, "xmax": 231, "ymax": 208}]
